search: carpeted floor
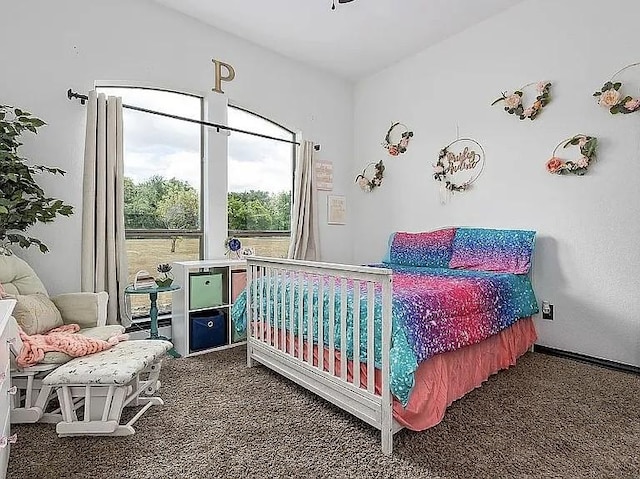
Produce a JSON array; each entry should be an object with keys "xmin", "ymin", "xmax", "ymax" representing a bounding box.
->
[{"xmin": 7, "ymin": 347, "xmax": 640, "ymax": 479}]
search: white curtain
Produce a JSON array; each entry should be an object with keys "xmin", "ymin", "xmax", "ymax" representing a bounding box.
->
[
  {"xmin": 81, "ymin": 91, "xmax": 128, "ymax": 326},
  {"xmin": 288, "ymin": 140, "xmax": 319, "ymax": 261}
]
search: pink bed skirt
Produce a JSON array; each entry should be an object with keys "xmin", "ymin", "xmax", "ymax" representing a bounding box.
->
[
  {"xmin": 251, "ymin": 317, "xmax": 537, "ymax": 431},
  {"xmin": 394, "ymin": 316, "xmax": 536, "ymax": 430}
]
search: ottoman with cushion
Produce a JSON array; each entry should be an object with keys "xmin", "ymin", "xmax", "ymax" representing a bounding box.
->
[{"xmin": 42, "ymin": 340, "xmax": 172, "ymax": 437}]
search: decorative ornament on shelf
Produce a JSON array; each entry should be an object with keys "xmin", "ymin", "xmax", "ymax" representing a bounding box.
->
[
  {"xmin": 593, "ymin": 62, "xmax": 640, "ymax": 114},
  {"xmin": 355, "ymin": 160, "xmax": 385, "ymax": 192},
  {"xmin": 382, "ymin": 122, "xmax": 413, "ymax": 156},
  {"xmin": 155, "ymin": 263, "xmax": 174, "ymax": 287},
  {"xmin": 433, "ymin": 137, "xmax": 485, "ymax": 202},
  {"xmin": 225, "ymin": 236, "xmax": 243, "ymax": 259},
  {"xmin": 491, "ymin": 81, "xmax": 552, "ymax": 120},
  {"xmin": 546, "ymin": 135, "xmax": 598, "ymax": 176}
]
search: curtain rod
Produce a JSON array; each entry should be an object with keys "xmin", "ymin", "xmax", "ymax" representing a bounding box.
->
[{"xmin": 67, "ymin": 89, "xmax": 320, "ymax": 150}]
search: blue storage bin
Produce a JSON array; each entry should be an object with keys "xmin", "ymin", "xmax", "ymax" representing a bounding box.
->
[{"xmin": 189, "ymin": 309, "xmax": 227, "ymax": 352}]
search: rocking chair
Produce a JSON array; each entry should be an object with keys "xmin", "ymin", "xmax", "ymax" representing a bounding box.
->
[{"xmin": 0, "ymin": 254, "xmax": 125, "ymax": 424}]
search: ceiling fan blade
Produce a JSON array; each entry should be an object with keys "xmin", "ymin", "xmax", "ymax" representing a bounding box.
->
[{"xmin": 338, "ymin": 0, "xmax": 355, "ymax": 3}]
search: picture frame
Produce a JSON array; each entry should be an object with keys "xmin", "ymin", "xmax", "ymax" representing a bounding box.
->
[{"xmin": 327, "ymin": 195, "xmax": 346, "ymax": 225}]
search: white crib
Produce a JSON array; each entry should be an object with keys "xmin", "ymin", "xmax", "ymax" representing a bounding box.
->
[{"xmin": 244, "ymin": 256, "xmax": 403, "ymax": 455}]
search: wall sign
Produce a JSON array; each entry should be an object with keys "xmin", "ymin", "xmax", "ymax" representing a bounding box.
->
[
  {"xmin": 212, "ymin": 59, "xmax": 236, "ymax": 94},
  {"xmin": 315, "ymin": 160, "xmax": 334, "ymax": 191},
  {"xmin": 327, "ymin": 195, "xmax": 346, "ymax": 225},
  {"xmin": 433, "ymin": 137, "xmax": 485, "ymax": 202}
]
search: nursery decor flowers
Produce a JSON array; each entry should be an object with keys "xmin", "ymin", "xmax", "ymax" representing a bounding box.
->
[
  {"xmin": 593, "ymin": 63, "xmax": 640, "ymax": 114},
  {"xmin": 546, "ymin": 134, "xmax": 598, "ymax": 176},
  {"xmin": 491, "ymin": 81, "xmax": 552, "ymax": 120},
  {"xmin": 382, "ymin": 122, "xmax": 413, "ymax": 156},
  {"xmin": 433, "ymin": 138, "xmax": 485, "ymax": 194},
  {"xmin": 355, "ymin": 160, "xmax": 385, "ymax": 192}
]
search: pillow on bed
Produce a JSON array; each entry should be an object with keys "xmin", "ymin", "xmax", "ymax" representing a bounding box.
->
[
  {"xmin": 384, "ymin": 228, "xmax": 457, "ymax": 267},
  {"xmin": 448, "ymin": 228, "xmax": 535, "ymax": 274}
]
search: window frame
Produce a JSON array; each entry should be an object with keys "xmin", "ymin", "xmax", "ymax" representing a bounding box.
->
[
  {"xmin": 96, "ymin": 84, "xmax": 207, "ymax": 259},
  {"xmin": 227, "ymin": 103, "xmax": 296, "ymax": 241}
]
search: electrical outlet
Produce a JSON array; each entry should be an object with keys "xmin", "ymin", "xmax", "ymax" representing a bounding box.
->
[{"xmin": 542, "ymin": 301, "xmax": 554, "ymax": 320}]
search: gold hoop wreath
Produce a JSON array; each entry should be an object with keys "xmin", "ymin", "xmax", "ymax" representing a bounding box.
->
[
  {"xmin": 433, "ymin": 138, "xmax": 486, "ymax": 193},
  {"xmin": 546, "ymin": 135, "xmax": 598, "ymax": 176},
  {"xmin": 355, "ymin": 160, "xmax": 385, "ymax": 192},
  {"xmin": 594, "ymin": 62, "xmax": 640, "ymax": 114},
  {"xmin": 382, "ymin": 122, "xmax": 413, "ymax": 156},
  {"xmin": 491, "ymin": 81, "xmax": 552, "ymax": 120}
]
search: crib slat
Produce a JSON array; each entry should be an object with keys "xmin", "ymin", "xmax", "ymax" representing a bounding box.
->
[
  {"xmin": 280, "ymin": 269, "xmax": 287, "ymax": 352},
  {"xmin": 340, "ymin": 278, "xmax": 348, "ymax": 382},
  {"xmin": 289, "ymin": 271, "xmax": 295, "ymax": 355},
  {"xmin": 258, "ymin": 267, "xmax": 265, "ymax": 343},
  {"xmin": 353, "ymin": 280, "xmax": 361, "ymax": 389},
  {"xmin": 317, "ymin": 277, "xmax": 324, "ymax": 372},
  {"xmin": 273, "ymin": 269, "xmax": 279, "ymax": 351},
  {"xmin": 328, "ymin": 277, "xmax": 336, "ymax": 376},
  {"xmin": 266, "ymin": 268, "xmax": 272, "ymax": 346},
  {"xmin": 307, "ymin": 275, "xmax": 314, "ymax": 365},
  {"xmin": 298, "ymin": 272, "xmax": 304, "ymax": 360},
  {"xmin": 251, "ymin": 265, "xmax": 258, "ymax": 342},
  {"xmin": 367, "ymin": 281, "xmax": 375, "ymax": 394}
]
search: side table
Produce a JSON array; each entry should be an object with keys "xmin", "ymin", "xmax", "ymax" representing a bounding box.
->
[{"xmin": 124, "ymin": 284, "xmax": 181, "ymax": 358}]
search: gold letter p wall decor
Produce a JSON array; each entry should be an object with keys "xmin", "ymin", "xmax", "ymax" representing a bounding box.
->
[{"xmin": 212, "ymin": 59, "xmax": 236, "ymax": 94}]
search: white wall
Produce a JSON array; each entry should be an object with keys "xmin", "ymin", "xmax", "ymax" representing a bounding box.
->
[
  {"xmin": 353, "ymin": 0, "xmax": 640, "ymax": 366},
  {"xmin": 0, "ymin": 0, "xmax": 354, "ymax": 294}
]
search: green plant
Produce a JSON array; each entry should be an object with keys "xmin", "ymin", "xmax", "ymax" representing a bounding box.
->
[{"xmin": 0, "ymin": 105, "xmax": 73, "ymax": 253}]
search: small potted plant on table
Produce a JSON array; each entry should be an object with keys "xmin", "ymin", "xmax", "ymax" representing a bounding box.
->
[{"xmin": 155, "ymin": 263, "xmax": 174, "ymax": 287}]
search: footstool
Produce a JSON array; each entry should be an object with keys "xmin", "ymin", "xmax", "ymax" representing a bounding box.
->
[{"xmin": 42, "ymin": 340, "xmax": 172, "ymax": 437}]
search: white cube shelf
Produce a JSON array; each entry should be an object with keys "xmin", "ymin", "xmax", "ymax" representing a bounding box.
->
[{"xmin": 171, "ymin": 259, "xmax": 247, "ymax": 358}]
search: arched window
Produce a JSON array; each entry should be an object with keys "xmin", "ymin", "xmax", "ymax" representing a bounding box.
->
[{"xmin": 227, "ymin": 105, "xmax": 295, "ymax": 258}]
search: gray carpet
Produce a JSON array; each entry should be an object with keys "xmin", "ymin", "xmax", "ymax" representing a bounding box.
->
[{"xmin": 8, "ymin": 348, "xmax": 640, "ymax": 479}]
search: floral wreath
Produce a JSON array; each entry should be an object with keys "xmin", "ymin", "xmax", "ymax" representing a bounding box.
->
[
  {"xmin": 491, "ymin": 81, "xmax": 552, "ymax": 120},
  {"xmin": 355, "ymin": 160, "xmax": 384, "ymax": 192},
  {"xmin": 593, "ymin": 62, "xmax": 640, "ymax": 114},
  {"xmin": 433, "ymin": 138, "xmax": 485, "ymax": 192},
  {"xmin": 545, "ymin": 135, "xmax": 598, "ymax": 176},
  {"xmin": 382, "ymin": 122, "xmax": 413, "ymax": 156}
]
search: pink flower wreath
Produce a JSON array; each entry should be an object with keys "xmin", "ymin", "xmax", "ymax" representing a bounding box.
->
[{"xmin": 546, "ymin": 135, "xmax": 598, "ymax": 176}]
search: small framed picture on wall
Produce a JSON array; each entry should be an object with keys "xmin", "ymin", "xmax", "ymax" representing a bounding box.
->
[{"xmin": 327, "ymin": 195, "xmax": 346, "ymax": 225}]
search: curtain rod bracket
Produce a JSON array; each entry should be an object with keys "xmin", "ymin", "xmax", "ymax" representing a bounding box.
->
[{"xmin": 67, "ymin": 88, "xmax": 87, "ymax": 105}]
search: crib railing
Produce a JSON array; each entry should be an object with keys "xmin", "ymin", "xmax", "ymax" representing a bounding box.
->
[{"xmin": 245, "ymin": 256, "xmax": 396, "ymax": 454}]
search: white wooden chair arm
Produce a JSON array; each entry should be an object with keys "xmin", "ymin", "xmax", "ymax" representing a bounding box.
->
[{"xmin": 51, "ymin": 292, "xmax": 109, "ymax": 328}]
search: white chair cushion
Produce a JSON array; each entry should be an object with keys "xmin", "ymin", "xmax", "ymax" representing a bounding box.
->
[
  {"xmin": 43, "ymin": 340, "xmax": 172, "ymax": 386},
  {"xmin": 40, "ymin": 325, "xmax": 127, "ymax": 365}
]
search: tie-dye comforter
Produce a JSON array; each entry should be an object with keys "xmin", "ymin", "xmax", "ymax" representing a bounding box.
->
[{"xmin": 231, "ymin": 264, "xmax": 538, "ymax": 406}]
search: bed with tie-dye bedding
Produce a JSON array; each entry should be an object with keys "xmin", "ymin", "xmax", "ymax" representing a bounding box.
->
[{"xmin": 232, "ymin": 264, "xmax": 538, "ymax": 406}]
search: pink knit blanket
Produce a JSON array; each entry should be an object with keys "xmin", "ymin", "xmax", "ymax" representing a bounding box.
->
[{"xmin": 17, "ymin": 324, "xmax": 129, "ymax": 368}]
